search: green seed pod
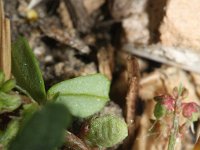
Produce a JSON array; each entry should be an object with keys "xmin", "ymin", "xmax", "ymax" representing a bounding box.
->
[
  {"xmin": 86, "ymin": 115, "xmax": 128, "ymax": 148},
  {"xmin": 0, "ymin": 79, "xmax": 16, "ymax": 93},
  {"xmin": 154, "ymin": 102, "xmax": 167, "ymax": 119},
  {"xmin": 0, "ymin": 71, "xmax": 5, "ymax": 86}
]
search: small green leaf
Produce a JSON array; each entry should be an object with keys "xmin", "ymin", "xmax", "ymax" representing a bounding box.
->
[
  {"xmin": 0, "ymin": 120, "xmax": 20, "ymax": 149},
  {"xmin": 47, "ymin": 74, "xmax": 110, "ymax": 118},
  {"xmin": 86, "ymin": 115, "xmax": 128, "ymax": 148},
  {"xmin": 47, "ymin": 74, "xmax": 110, "ymax": 99},
  {"xmin": 0, "ymin": 79, "xmax": 16, "ymax": 93},
  {"xmin": 12, "ymin": 37, "xmax": 46, "ymax": 103},
  {"xmin": 0, "ymin": 92, "xmax": 21, "ymax": 114},
  {"xmin": 9, "ymin": 103, "xmax": 72, "ymax": 150},
  {"xmin": 154, "ymin": 102, "xmax": 166, "ymax": 119}
]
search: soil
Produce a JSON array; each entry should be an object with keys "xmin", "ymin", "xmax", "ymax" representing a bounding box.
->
[{"xmin": 3, "ymin": 0, "xmax": 200, "ymax": 150}]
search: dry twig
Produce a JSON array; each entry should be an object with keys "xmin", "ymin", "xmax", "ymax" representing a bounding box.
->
[
  {"xmin": 123, "ymin": 56, "xmax": 140, "ymax": 149},
  {"xmin": 64, "ymin": 131, "xmax": 89, "ymax": 150},
  {"xmin": 0, "ymin": 0, "xmax": 11, "ymax": 79},
  {"xmin": 123, "ymin": 43, "xmax": 200, "ymax": 74},
  {"xmin": 97, "ymin": 45, "xmax": 114, "ymax": 80}
]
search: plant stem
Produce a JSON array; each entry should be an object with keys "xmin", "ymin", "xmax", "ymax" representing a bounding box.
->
[
  {"xmin": 168, "ymin": 84, "xmax": 183, "ymax": 150},
  {"xmin": 15, "ymin": 85, "xmax": 37, "ymax": 104},
  {"xmin": 168, "ymin": 100, "xmax": 180, "ymax": 150},
  {"xmin": 168, "ymin": 114, "xmax": 179, "ymax": 150}
]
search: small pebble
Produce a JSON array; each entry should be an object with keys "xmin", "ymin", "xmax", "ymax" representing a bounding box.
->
[
  {"xmin": 44, "ymin": 55, "xmax": 53, "ymax": 63},
  {"xmin": 26, "ymin": 9, "xmax": 38, "ymax": 21}
]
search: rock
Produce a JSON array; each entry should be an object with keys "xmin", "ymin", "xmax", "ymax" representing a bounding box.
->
[
  {"xmin": 120, "ymin": 0, "xmax": 168, "ymax": 45},
  {"xmin": 160, "ymin": 0, "xmax": 200, "ymax": 51},
  {"xmin": 122, "ymin": 13, "xmax": 149, "ymax": 45},
  {"xmin": 121, "ymin": 0, "xmax": 150, "ymax": 45},
  {"xmin": 83, "ymin": 0, "xmax": 105, "ymax": 15}
]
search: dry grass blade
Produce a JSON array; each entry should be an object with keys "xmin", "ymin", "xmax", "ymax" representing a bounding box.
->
[
  {"xmin": 64, "ymin": 0, "xmax": 92, "ymax": 33},
  {"xmin": 123, "ymin": 56, "xmax": 140, "ymax": 149},
  {"xmin": 40, "ymin": 24, "xmax": 90, "ymax": 54},
  {"xmin": 0, "ymin": 0, "xmax": 11, "ymax": 79},
  {"xmin": 97, "ymin": 45, "xmax": 114, "ymax": 80},
  {"xmin": 64, "ymin": 131, "xmax": 89, "ymax": 150},
  {"xmin": 126, "ymin": 56, "xmax": 140, "ymax": 127}
]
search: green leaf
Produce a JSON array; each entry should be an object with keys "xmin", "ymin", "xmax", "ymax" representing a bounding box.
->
[
  {"xmin": 11, "ymin": 37, "xmax": 46, "ymax": 103},
  {"xmin": 57, "ymin": 95, "xmax": 108, "ymax": 118},
  {"xmin": 47, "ymin": 74, "xmax": 110, "ymax": 99},
  {"xmin": 47, "ymin": 74, "xmax": 110, "ymax": 118},
  {"xmin": 86, "ymin": 115, "xmax": 128, "ymax": 148},
  {"xmin": 9, "ymin": 103, "xmax": 72, "ymax": 150},
  {"xmin": 0, "ymin": 92, "xmax": 21, "ymax": 114},
  {"xmin": 20, "ymin": 103, "xmax": 40, "ymax": 128},
  {"xmin": 0, "ymin": 120, "xmax": 20, "ymax": 149}
]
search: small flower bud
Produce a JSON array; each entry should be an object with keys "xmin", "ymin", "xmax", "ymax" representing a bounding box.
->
[
  {"xmin": 172, "ymin": 87, "xmax": 179, "ymax": 98},
  {"xmin": 181, "ymin": 88, "xmax": 188, "ymax": 99},
  {"xmin": 160, "ymin": 95, "xmax": 175, "ymax": 112},
  {"xmin": 154, "ymin": 95, "xmax": 175, "ymax": 119},
  {"xmin": 182, "ymin": 102, "xmax": 200, "ymax": 122}
]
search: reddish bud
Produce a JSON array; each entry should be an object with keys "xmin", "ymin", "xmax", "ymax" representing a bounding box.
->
[
  {"xmin": 154, "ymin": 95, "xmax": 175, "ymax": 119},
  {"xmin": 182, "ymin": 102, "xmax": 200, "ymax": 121},
  {"xmin": 160, "ymin": 95, "xmax": 175, "ymax": 112}
]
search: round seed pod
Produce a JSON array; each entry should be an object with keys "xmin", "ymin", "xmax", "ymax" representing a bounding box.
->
[
  {"xmin": 86, "ymin": 115, "xmax": 128, "ymax": 148},
  {"xmin": 154, "ymin": 102, "xmax": 167, "ymax": 119}
]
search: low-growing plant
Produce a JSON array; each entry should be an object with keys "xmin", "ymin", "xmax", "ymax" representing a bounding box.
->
[
  {"xmin": 0, "ymin": 37, "xmax": 128, "ymax": 150},
  {"xmin": 152, "ymin": 85, "xmax": 200, "ymax": 150}
]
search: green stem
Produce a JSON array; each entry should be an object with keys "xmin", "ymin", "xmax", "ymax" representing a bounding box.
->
[
  {"xmin": 168, "ymin": 84, "xmax": 183, "ymax": 150},
  {"xmin": 15, "ymin": 85, "xmax": 37, "ymax": 104},
  {"xmin": 168, "ymin": 115, "xmax": 179, "ymax": 150},
  {"xmin": 168, "ymin": 101, "xmax": 180, "ymax": 150}
]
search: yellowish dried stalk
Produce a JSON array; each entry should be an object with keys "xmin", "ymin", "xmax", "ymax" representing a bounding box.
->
[{"xmin": 0, "ymin": 0, "xmax": 11, "ymax": 80}]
